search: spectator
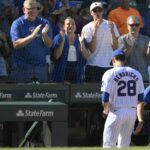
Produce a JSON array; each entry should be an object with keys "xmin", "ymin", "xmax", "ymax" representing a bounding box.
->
[
  {"xmin": 0, "ymin": 0, "xmax": 19, "ymax": 24},
  {"xmin": 82, "ymin": 2, "xmax": 119, "ymax": 82},
  {"xmin": 0, "ymin": 1, "xmax": 18, "ymax": 36},
  {"xmin": 140, "ymin": 5, "xmax": 150, "ymax": 37},
  {"xmin": 0, "ymin": 30, "xmax": 10, "ymax": 83},
  {"xmin": 51, "ymin": 1, "xmax": 80, "ymax": 37},
  {"xmin": 118, "ymin": 15, "xmax": 150, "ymax": 82},
  {"xmin": 0, "ymin": 2, "xmax": 12, "ymax": 81},
  {"xmin": 40, "ymin": 0, "xmax": 56, "ymax": 18},
  {"xmin": 51, "ymin": 17, "xmax": 89, "ymax": 83},
  {"xmin": 9, "ymin": 0, "xmax": 53, "ymax": 83},
  {"xmin": 68, "ymin": 1, "xmax": 80, "ymax": 20},
  {"xmin": 75, "ymin": 7, "xmax": 92, "ymax": 34},
  {"xmin": 13, "ymin": 0, "xmax": 24, "ymax": 16},
  {"xmin": 81, "ymin": 0, "xmax": 93, "ymax": 8},
  {"xmin": 108, "ymin": 0, "xmax": 143, "ymax": 35},
  {"xmin": 100, "ymin": 0, "xmax": 110, "ymax": 19},
  {"xmin": 51, "ymin": 5, "xmax": 73, "ymax": 37}
]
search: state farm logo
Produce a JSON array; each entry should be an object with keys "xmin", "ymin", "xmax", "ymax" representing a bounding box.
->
[
  {"xmin": 0, "ymin": 91, "xmax": 12, "ymax": 99},
  {"xmin": 16, "ymin": 109, "xmax": 54, "ymax": 117},
  {"xmin": 25, "ymin": 93, "xmax": 32, "ymax": 98},
  {"xmin": 75, "ymin": 92, "xmax": 100, "ymax": 99},
  {"xmin": 24, "ymin": 92, "xmax": 58, "ymax": 99},
  {"xmin": 16, "ymin": 110, "xmax": 24, "ymax": 117},
  {"xmin": 75, "ymin": 92, "xmax": 82, "ymax": 98}
]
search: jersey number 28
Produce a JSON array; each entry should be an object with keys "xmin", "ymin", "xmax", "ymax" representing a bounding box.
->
[{"xmin": 117, "ymin": 80, "xmax": 136, "ymax": 96}]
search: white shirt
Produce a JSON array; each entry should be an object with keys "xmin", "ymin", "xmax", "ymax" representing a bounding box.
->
[
  {"xmin": 82, "ymin": 19, "xmax": 120, "ymax": 67},
  {"xmin": 67, "ymin": 45, "xmax": 77, "ymax": 62}
]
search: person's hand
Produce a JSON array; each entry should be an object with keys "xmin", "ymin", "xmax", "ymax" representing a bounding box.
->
[
  {"xmin": 59, "ymin": 30, "xmax": 65, "ymax": 41},
  {"xmin": 133, "ymin": 121, "xmax": 144, "ymax": 135},
  {"xmin": 31, "ymin": 24, "xmax": 41, "ymax": 38},
  {"xmin": 126, "ymin": 36, "xmax": 134, "ymax": 47},
  {"xmin": 42, "ymin": 24, "xmax": 49, "ymax": 35},
  {"xmin": 78, "ymin": 32, "xmax": 84, "ymax": 44},
  {"xmin": 58, "ymin": 30, "xmax": 65, "ymax": 43},
  {"xmin": 93, "ymin": 19, "xmax": 101, "ymax": 31},
  {"xmin": 108, "ymin": 21, "xmax": 114, "ymax": 32}
]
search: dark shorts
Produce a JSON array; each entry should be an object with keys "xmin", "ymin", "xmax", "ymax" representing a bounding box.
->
[
  {"xmin": 85, "ymin": 65, "xmax": 112, "ymax": 83},
  {"xmin": 8, "ymin": 65, "xmax": 48, "ymax": 83},
  {"xmin": 64, "ymin": 62, "xmax": 77, "ymax": 83}
]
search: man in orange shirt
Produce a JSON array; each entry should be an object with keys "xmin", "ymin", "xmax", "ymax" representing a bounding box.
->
[{"xmin": 108, "ymin": 0, "xmax": 143, "ymax": 35}]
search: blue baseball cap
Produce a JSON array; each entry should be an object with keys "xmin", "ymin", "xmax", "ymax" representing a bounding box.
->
[{"xmin": 110, "ymin": 49, "xmax": 125, "ymax": 65}]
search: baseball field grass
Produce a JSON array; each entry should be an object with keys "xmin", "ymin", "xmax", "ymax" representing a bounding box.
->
[{"xmin": 0, "ymin": 147, "xmax": 150, "ymax": 150}]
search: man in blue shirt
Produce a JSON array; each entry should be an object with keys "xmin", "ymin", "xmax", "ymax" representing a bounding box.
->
[{"xmin": 9, "ymin": 0, "xmax": 53, "ymax": 83}]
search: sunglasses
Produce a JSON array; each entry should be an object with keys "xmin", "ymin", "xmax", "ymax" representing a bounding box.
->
[
  {"xmin": 128, "ymin": 23, "xmax": 140, "ymax": 27},
  {"xmin": 93, "ymin": 8, "xmax": 102, "ymax": 13}
]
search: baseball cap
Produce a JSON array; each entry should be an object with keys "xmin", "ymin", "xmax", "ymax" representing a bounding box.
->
[
  {"xmin": 110, "ymin": 49, "xmax": 125, "ymax": 65},
  {"xmin": 24, "ymin": 0, "xmax": 38, "ymax": 8},
  {"xmin": 90, "ymin": 2, "xmax": 103, "ymax": 12}
]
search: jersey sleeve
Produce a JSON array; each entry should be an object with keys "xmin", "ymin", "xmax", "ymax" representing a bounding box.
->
[{"xmin": 101, "ymin": 70, "xmax": 112, "ymax": 93}]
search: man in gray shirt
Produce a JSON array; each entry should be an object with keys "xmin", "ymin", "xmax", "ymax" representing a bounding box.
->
[{"xmin": 118, "ymin": 15, "xmax": 150, "ymax": 82}]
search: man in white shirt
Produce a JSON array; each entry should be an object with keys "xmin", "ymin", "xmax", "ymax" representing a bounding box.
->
[{"xmin": 82, "ymin": 2, "xmax": 120, "ymax": 82}]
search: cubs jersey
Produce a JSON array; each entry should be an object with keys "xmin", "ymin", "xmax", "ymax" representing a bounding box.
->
[{"xmin": 101, "ymin": 66, "xmax": 144, "ymax": 109}]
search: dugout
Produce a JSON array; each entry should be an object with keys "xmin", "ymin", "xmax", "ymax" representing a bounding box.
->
[
  {"xmin": 68, "ymin": 83, "xmax": 104, "ymax": 146},
  {"xmin": 68, "ymin": 83, "xmax": 150, "ymax": 146},
  {"xmin": 0, "ymin": 101, "xmax": 68, "ymax": 147},
  {"xmin": 0, "ymin": 83, "xmax": 69, "ymax": 147}
]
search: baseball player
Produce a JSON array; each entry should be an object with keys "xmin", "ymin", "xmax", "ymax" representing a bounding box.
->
[
  {"xmin": 101, "ymin": 49, "xmax": 145, "ymax": 148},
  {"xmin": 144, "ymin": 85, "xmax": 150, "ymax": 104}
]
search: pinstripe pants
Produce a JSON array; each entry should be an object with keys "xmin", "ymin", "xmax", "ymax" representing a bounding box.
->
[{"xmin": 103, "ymin": 108, "xmax": 136, "ymax": 148}]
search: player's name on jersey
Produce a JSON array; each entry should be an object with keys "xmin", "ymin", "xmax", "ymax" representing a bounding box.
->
[{"xmin": 114, "ymin": 71, "xmax": 139, "ymax": 82}]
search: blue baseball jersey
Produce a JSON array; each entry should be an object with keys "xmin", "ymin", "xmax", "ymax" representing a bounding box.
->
[
  {"xmin": 101, "ymin": 66, "xmax": 144, "ymax": 109},
  {"xmin": 144, "ymin": 85, "xmax": 150, "ymax": 103}
]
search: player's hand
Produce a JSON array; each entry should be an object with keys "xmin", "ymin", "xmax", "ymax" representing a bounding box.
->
[
  {"xmin": 133, "ymin": 121, "xmax": 144, "ymax": 135},
  {"xmin": 42, "ymin": 24, "xmax": 49, "ymax": 35},
  {"xmin": 31, "ymin": 24, "xmax": 41, "ymax": 38},
  {"xmin": 102, "ymin": 110, "xmax": 108, "ymax": 119}
]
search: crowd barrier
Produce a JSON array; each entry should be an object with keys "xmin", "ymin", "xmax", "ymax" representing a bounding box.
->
[{"xmin": 0, "ymin": 83, "xmax": 149, "ymax": 147}]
